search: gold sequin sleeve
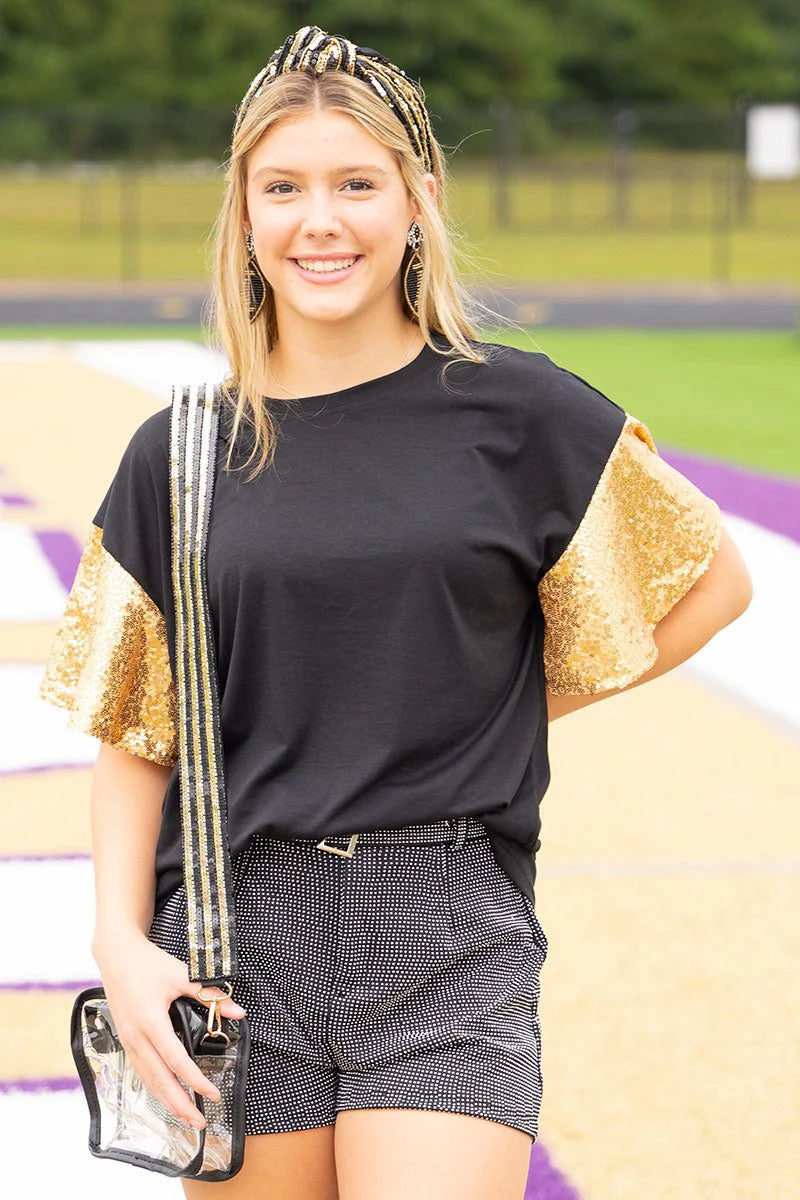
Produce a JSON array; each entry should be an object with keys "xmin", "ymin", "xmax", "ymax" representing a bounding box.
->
[
  {"xmin": 538, "ymin": 413, "xmax": 723, "ymax": 694},
  {"xmin": 38, "ymin": 523, "xmax": 179, "ymax": 765}
]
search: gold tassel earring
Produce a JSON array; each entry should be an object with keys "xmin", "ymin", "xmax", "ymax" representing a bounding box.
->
[
  {"xmin": 246, "ymin": 229, "xmax": 268, "ymax": 323},
  {"xmin": 403, "ymin": 221, "xmax": 424, "ymax": 319}
]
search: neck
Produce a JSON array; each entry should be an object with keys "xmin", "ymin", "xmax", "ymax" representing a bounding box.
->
[{"xmin": 262, "ymin": 312, "xmax": 424, "ymax": 400}]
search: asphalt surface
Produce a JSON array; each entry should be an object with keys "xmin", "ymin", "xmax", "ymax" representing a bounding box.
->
[{"xmin": 0, "ymin": 281, "xmax": 796, "ymax": 329}]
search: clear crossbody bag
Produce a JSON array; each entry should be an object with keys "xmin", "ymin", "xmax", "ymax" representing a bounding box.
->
[{"xmin": 69, "ymin": 384, "xmax": 251, "ymax": 1181}]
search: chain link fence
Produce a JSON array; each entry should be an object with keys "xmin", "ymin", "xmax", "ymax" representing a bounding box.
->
[{"xmin": 1, "ymin": 100, "xmax": 797, "ymax": 284}]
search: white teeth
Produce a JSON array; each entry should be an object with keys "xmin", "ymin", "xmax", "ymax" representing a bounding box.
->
[{"xmin": 295, "ymin": 257, "xmax": 358, "ymax": 273}]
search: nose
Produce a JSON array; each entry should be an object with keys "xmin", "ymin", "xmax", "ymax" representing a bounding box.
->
[{"xmin": 300, "ymin": 192, "xmax": 344, "ymax": 238}]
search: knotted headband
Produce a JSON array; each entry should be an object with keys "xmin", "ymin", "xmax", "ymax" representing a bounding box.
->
[{"xmin": 233, "ymin": 24, "xmax": 436, "ymax": 174}]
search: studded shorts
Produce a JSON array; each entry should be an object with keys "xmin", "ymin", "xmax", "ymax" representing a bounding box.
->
[{"xmin": 147, "ymin": 815, "xmax": 549, "ymax": 1142}]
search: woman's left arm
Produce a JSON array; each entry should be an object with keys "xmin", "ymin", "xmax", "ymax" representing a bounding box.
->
[{"xmin": 547, "ymin": 525, "xmax": 753, "ymax": 722}]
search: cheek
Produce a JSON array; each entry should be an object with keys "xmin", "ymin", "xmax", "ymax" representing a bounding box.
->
[
  {"xmin": 358, "ymin": 219, "xmax": 410, "ymax": 269},
  {"xmin": 360, "ymin": 208, "xmax": 407, "ymax": 243},
  {"xmin": 254, "ymin": 211, "xmax": 294, "ymax": 246}
]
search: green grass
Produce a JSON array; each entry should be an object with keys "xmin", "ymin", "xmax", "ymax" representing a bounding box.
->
[
  {"xmin": 3, "ymin": 324, "xmax": 798, "ymax": 477},
  {"xmin": 1, "ymin": 161, "xmax": 799, "ymax": 284},
  {"xmin": 486, "ymin": 327, "xmax": 800, "ymax": 478}
]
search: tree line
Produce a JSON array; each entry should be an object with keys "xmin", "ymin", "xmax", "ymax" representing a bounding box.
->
[{"xmin": 1, "ymin": 0, "xmax": 797, "ymax": 110}]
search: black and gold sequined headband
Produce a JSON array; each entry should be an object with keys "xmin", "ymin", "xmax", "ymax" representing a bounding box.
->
[{"xmin": 233, "ymin": 24, "xmax": 435, "ymax": 175}]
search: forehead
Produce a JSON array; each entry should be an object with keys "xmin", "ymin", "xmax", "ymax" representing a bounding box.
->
[{"xmin": 247, "ymin": 110, "xmax": 396, "ymax": 178}]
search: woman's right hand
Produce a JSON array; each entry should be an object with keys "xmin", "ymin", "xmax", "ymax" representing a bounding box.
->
[{"xmin": 91, "ymin": 931, "xmax": 247, "ymax": 1130}]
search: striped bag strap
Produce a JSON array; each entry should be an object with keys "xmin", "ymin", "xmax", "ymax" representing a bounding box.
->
[{"xmin": 168, "ymin": 382, "xmax": 238, "ymax": 987}]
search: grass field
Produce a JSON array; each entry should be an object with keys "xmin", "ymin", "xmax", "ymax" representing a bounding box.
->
[
  {"xmin": 497, "ymin": 327, "xmax": 800, "ymax": 478},
  {"xmin": 3, "ymin": 325, "xmax": 797, "ymax": 477},
  {"xmin": 1, "ymin": 161, "xmax": 799, "ymax": 284}
]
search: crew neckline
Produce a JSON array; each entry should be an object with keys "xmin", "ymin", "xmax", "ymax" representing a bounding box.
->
[{"xmin": 259, "ymin": 334, "xmax": 448, "ymax": 412}]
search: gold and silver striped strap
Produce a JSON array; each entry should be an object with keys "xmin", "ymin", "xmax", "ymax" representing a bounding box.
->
[{"xmin": 169, "ymin": 382, "xmax": 238, "ymax": 986}]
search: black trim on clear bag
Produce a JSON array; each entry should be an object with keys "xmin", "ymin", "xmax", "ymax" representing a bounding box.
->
[{"xmin": 70, "ymin": 985, "xmax": 251, "ymax": 1180}]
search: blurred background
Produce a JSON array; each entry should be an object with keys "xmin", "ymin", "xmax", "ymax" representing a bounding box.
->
[{"xmin": 2, "ymin": 3, "xmax": 798, "ymax": 1198}]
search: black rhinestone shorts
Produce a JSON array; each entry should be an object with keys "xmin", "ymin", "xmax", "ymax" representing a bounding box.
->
[{"xmin": 147, "ymin": 815, "xmax": 549, "ymax": 1142}]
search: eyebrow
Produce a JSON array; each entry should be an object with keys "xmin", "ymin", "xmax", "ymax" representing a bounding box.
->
[{"xmin": 252, "ymin": 163, "xmax": 389, "ymax": 182}]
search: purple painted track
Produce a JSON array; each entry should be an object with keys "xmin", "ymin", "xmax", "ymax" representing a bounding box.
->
[
  {"xmin": 661, "ymin": 448, "xmax": 800, "ymax": 546},
  {"xmin": 0, "ymin": 980, "xmax": 100, "ymax": 992},
  {"xmin": 35, "ymin": 529, "xmax": 83, "ymax": 594},
  {"xmin": 0, "ymin": 852, "xmax": 90, "ymax": 862},
  {"xmin": 526, "ymin": 1145, "xmax": 584, "ymax": 1200},
  {"xmin": 1, "ymin": 1077, "xmax": 78, "ymax": 1094}
]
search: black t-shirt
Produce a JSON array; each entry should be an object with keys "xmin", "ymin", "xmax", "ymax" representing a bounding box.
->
[{"xmin": 40, "ymin": 335, "xmax": 723, "ymax": 915}]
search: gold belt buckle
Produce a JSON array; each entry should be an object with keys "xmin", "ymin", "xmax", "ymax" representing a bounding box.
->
[{"xmin": 316, "ymin": 833, "xmax": 359, "ymax": 858}]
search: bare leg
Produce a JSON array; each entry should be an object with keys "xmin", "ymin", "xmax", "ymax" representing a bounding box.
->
[
  {"xmin": 181, "ymin": 1124, "xmax": 339, "ymax": 1200},
  {"xmin": 334, "ymin": 1108, "xmax": 532, "ymax": 1200}
]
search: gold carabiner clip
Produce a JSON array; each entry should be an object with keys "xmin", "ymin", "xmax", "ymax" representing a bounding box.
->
[{"xmin": 197, "ymin": 982, "xmax": 233, "ymax": 1041}]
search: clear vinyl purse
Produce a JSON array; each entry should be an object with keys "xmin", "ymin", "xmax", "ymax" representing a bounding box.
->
[
  {"xmin": 70, "ymin": 987, "xmax": 249, "ymax": 1178},
  {"xmin": 69, "ymin": 384, "xmax": 251, "ymax": 1181}
]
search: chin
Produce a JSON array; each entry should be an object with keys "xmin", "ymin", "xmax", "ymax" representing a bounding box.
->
[{"xmin": 289, "ymin": 295, "xmax": 373, "ymax": 322}]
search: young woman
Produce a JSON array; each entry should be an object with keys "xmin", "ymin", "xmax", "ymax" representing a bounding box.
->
[{"xmin": 40, "ymin": 25, "xmax": 752, "ymax": 1200}]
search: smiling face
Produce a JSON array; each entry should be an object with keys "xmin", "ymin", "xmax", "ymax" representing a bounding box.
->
[{"xmin": 243, "ymin": 109, "xmax": 432, "ymax": 335}]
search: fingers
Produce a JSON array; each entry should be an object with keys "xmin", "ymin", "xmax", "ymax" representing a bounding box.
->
[
  {"xmin": 98, "ymin": 944, "xmax": 248, "ymax": 1129},
  {"xmin": 116, "ymin": 989, "xmax": 236, "ymax": 1129},
  {"xmin": 124, "ymin": 1031, "xmax": 209, "ymax": 1130},
  {"xmin": 191, "ymin": 983, "xmax": 247, "ymax": 1020},
  {"xmin": 151, "ymin": 1008, "xmax": 224, "ymax": 1109}
]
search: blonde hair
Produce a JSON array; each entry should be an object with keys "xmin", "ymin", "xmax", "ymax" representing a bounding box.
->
[{"xmin": 204, "ymin": 68, "xmax": 513, "ymax": 480}]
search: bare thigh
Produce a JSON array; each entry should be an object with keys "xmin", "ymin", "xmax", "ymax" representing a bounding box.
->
[
  {"xmin": 335, "ymin": 1109, "xmax": 532, "ymax": 1200},
  {"xmin": 180, "ymin": 1125, "xmax": 339, "ymax": 1200}
]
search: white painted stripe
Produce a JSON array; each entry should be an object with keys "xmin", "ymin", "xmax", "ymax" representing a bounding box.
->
[
  {"xmin": 69, "ymin": 339, "xmax": 228, "ymax": 402},
  {"xmin": 0, "ymin": 525, "xmax": 67, "ymax": 620},
  {"xmin": 0, "ymin": 1090, "xmax": 180, "ymax": 1193},
  {"xmin": 680, "ymin": 512, "xmax": 800, "ymax": 732},
  {"xmin": 3, "ymin": 859, "xmax": 96, "ymax": 983},
  {"xmin": 4, "ymin": 853, "xmax": 800, "ymax": 987},
  {"xmin": 0, "ymin": 663, "xmax": 97, "ymax": 774}
]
